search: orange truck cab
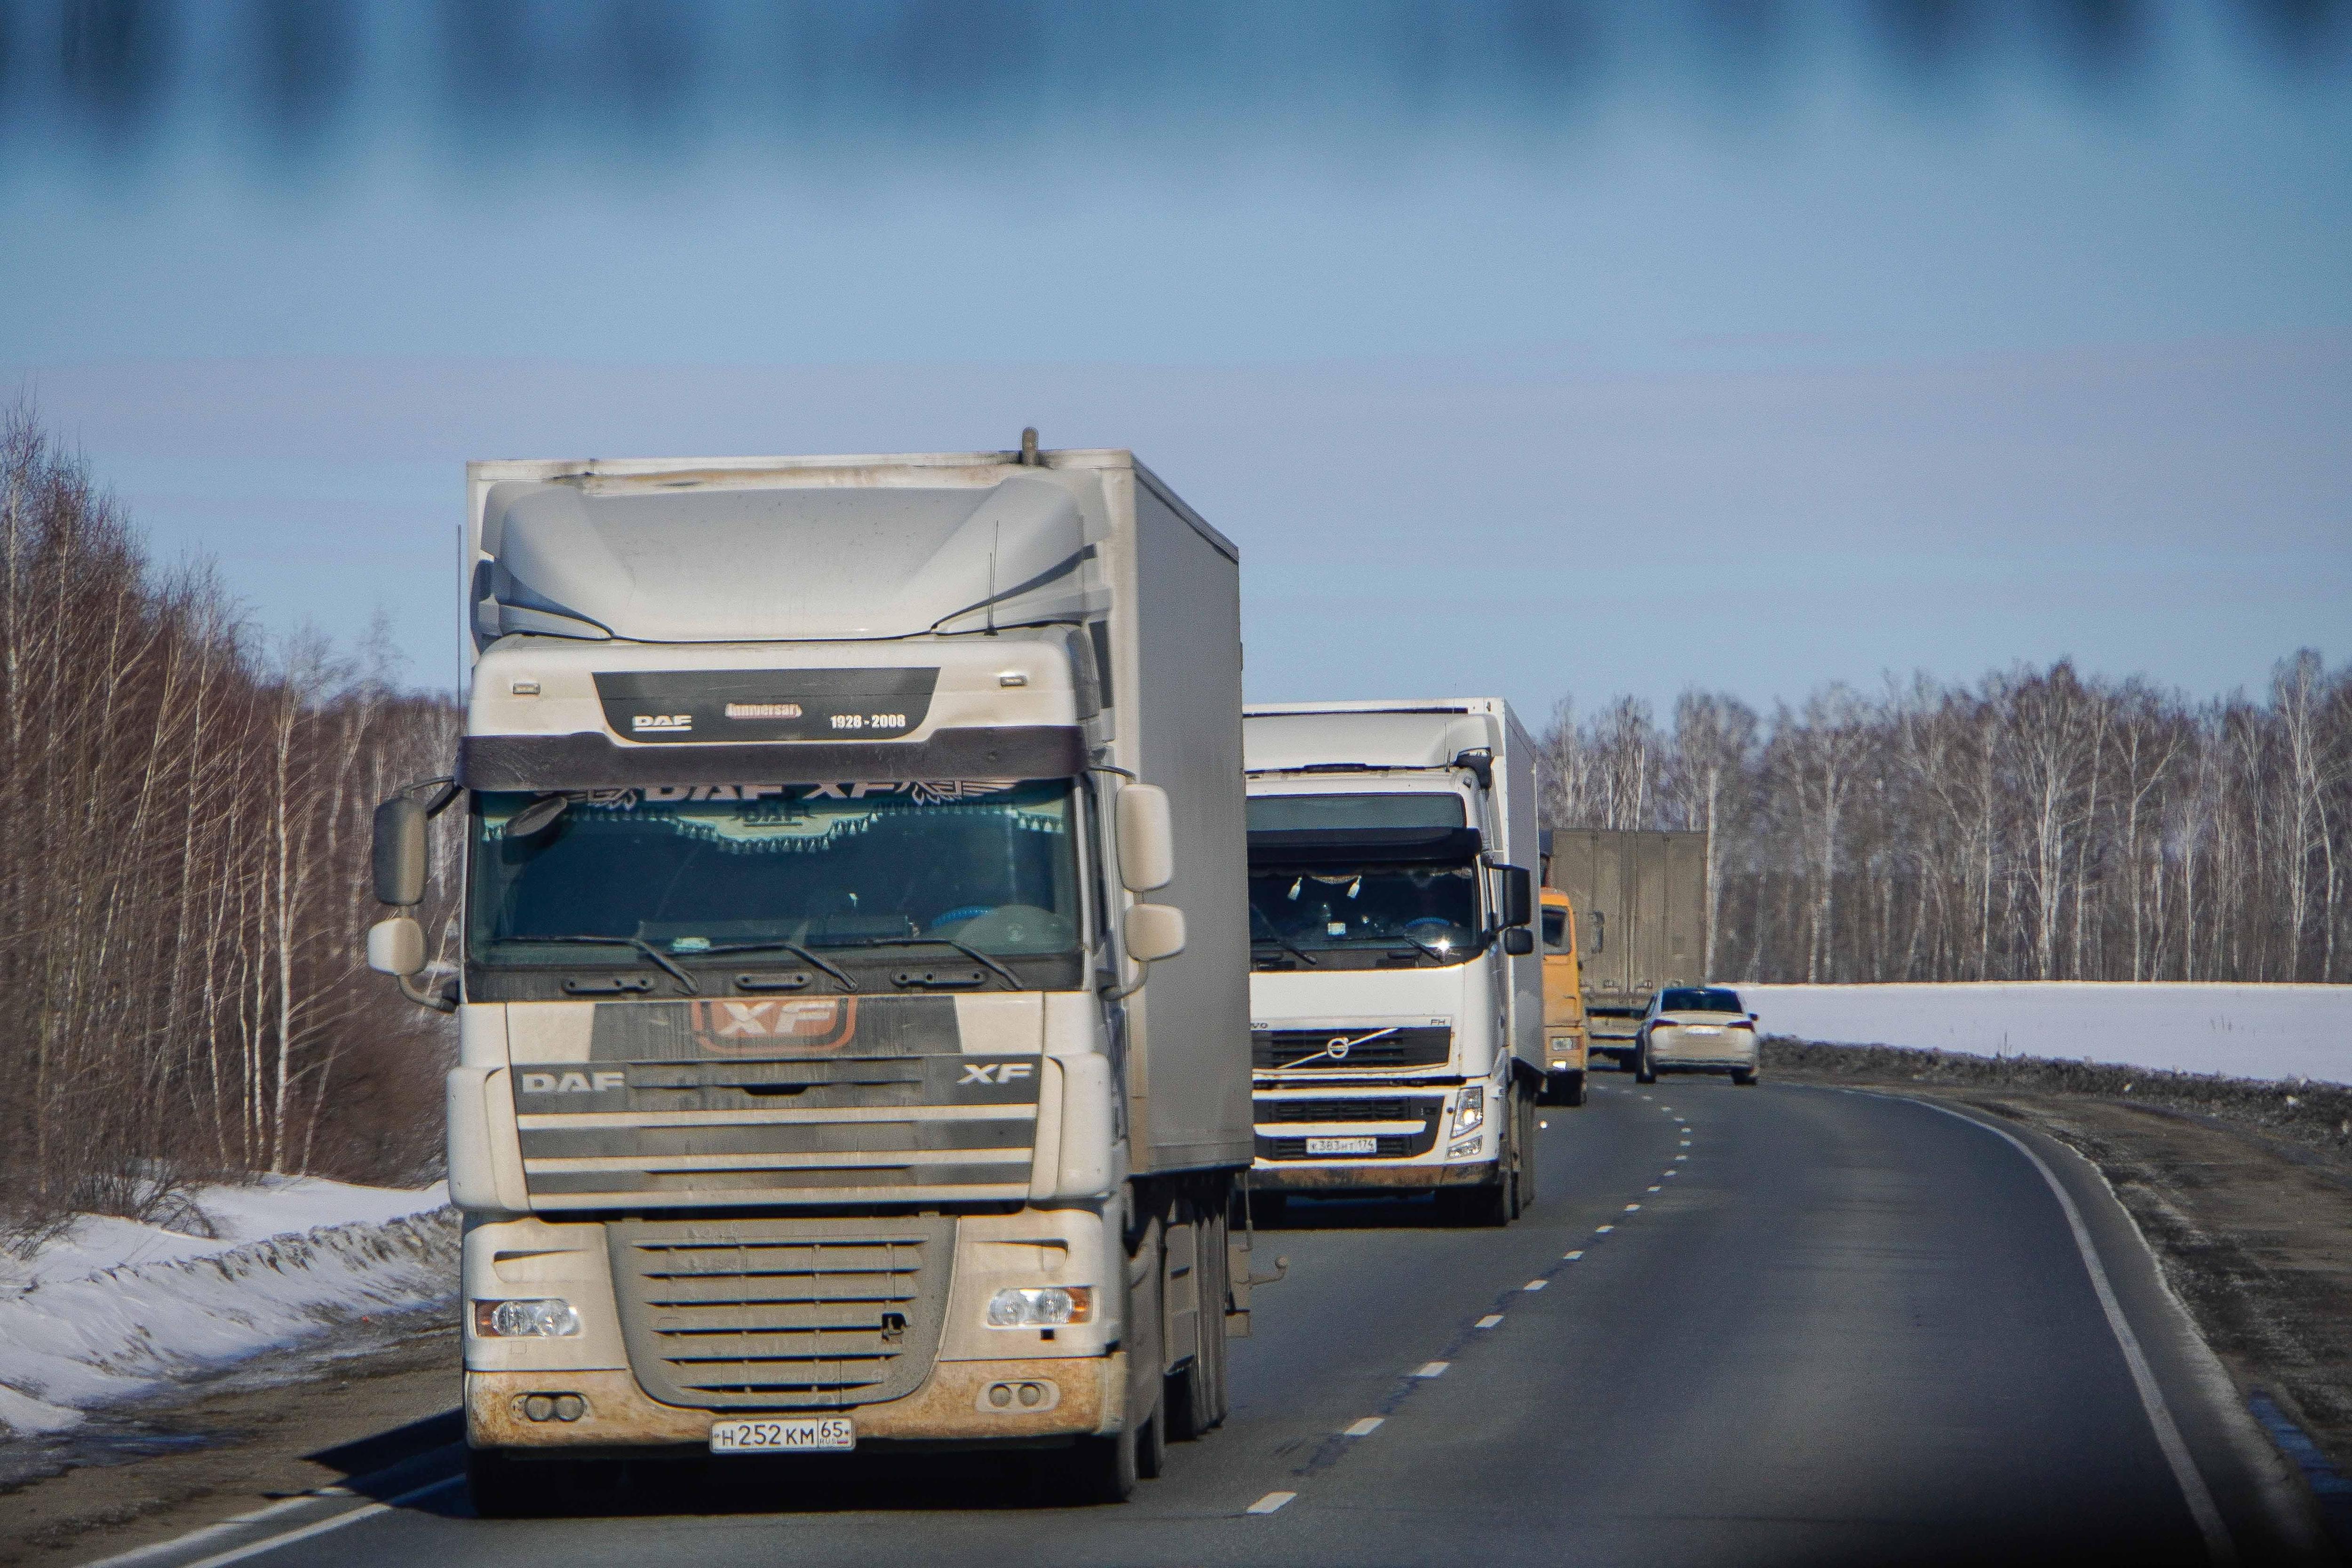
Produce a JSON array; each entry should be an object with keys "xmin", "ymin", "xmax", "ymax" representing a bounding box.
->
[{"xmin": 1538, "ymin": 831, "xmax": 1587, "ymax": 1106}]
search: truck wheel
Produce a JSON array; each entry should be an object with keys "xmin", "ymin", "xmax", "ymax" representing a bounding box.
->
[
  {"xmin": 1733, "ymin": 1067, "xmax": 1759, "ymax": 1086},
  {"xmin": 1059, "ymin": 1420, "xmax": 1141, "ymax": 1504},
  {"xmin": 468, "ymin": 1449, "xmax": 566, "ymax": 1519},
  {"xmin": 1136, "ymin": 1393, "xmax": 1168, "ymax": 1480},
  {"xmin": 1510, "ymin": 1086, "xmax": 1536, "ymax": 1217},
  {"xmin": 1561, "ymin": 1071, "xmax": 1587, "ymax": 1107}
]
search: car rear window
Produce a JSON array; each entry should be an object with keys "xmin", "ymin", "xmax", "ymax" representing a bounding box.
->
[{"xmin": 1661, "ymin": 988, "xmax": 1743, "ymax": 1013}]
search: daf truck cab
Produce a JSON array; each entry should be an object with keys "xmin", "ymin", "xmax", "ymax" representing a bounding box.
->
[
  {"xmin": 1240, "ymin": 702, "xmax": 1543, "ymax": 1226},
  {"xmin": 366, "ymin": 439, "xmax": 1255, "ymax": 1511}
]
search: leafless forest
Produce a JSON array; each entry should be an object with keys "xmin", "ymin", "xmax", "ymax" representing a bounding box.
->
[
  {"xmin": 0, "ymin": 407, "xmax": 2342, "ymax": 1239},
  {"xmin": 0, "ymin": 411, "xmax": 459, "ymax": 1243},
  {"xmin": 1542, "ymin": 660, "xmax": 2352, "ymax": 986}
]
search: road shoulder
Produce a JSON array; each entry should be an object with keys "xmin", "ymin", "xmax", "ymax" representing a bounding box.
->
[{"xmin": 1772, "ymin": 1047, "xmax": 2352, "ymax": 1561}]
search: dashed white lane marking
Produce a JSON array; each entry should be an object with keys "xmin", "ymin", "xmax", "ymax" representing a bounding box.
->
[
  {"xmin": 1595, "ymin": 1224, "xmax": 1614, "ymax": 1234},
  {"xmin": 1675, "ymin": 1154, "xmax": 1688, "ymax": 1161},
  {"xmin": 1647, "ymin": 1185, "xmax": 1661, "ymax": 1193},
  {"xmin": 1475, "ymin": 1314, "xmax": 1504, "ymax": 1329},
  {"xmin": 1522, "ymin": 1279, "xmax": 1547, "ymax": 1291},
  {"xmin": 1639, "ymin": 1094, "xmax": 1653, "ymax": 1101},
  {"xmin": 1563, "ymin": 1250, "xmax": 1584, "ymax": 1260},
  {"xmin": 1248, "ymin": 1491, "xmax": 1298, "ymax": 1514},
  {"xmin": 1344, "ymin": 1417, "xmax": 1385, "ymax": 1437},
  {"xmin": 1624, "ymin": 1203, "xmax": 1642, "ymax": 1211},
  {"xmin": 1663, "ymin": 1170, "xmax": 1678, "ymax": 1178},
  {"xmin": 1414, "ymin": 1361, "xmax": 1450, "ymax": 1378}
]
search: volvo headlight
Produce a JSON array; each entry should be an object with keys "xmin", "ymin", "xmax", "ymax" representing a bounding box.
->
[
  {"xmin": 1452, "ymin": 1085, "xmax": 1485, "ymax": 1138},
  {"xmin": 986, "ymin": 1287, "xmax": 1093, "ymax": 1328},
  {"xmin": 474, "ymin": 1298, "xmax": 581, "ymax": 1338}
]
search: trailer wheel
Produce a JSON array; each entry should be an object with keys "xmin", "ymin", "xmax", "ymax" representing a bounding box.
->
[
  {"xmin": 1558, "ymin": 1071, "xmax": 1586, "ymax": 1107},
  {"xmin": 1168, "ymin": 1205, "xmax": 1231, "ymax": 1439}
]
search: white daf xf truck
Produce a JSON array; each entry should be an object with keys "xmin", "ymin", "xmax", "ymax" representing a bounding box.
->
[
  {"xmin": 1241, "ymin": 700, "xmax": 1543, "ymax": 1225},
  {"xmin": 366, "ymin": 436, "xmax": 1253, "ymax": 1510}
]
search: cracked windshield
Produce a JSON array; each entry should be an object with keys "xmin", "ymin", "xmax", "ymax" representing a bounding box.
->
[
  {"xmin": 470, "ymin": 779, "xmax": 1080, "ymax": 964},
  {"xmin": 1248, "ymin": 792, "xmax": 1478, "ymax": 967}
]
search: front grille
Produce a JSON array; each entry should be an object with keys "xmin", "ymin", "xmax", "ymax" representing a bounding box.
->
[
  {"xmin": 608, "ymin": 1216, "xmax": 955, "ymax": 1411},
  {"xmin": 513, "ymin": 1051, "xmax": 1040, "ymax": 1209},
  {"xmin": 1255, "ymin": 1125, "xmax": 1442, "ymax": 1161},
  {"xmin": 1252, "ymin": 1026, "xmax": 1452, "ymax": 1071},
  {"xmin": 1255, "ymin": 1096, "xmax": 1442, "ymax": 1125}
]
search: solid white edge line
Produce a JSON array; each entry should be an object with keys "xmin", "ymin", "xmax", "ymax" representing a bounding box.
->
[
  {"xmin": 80, "ymin": 1496, "xmax": 344, "ymax": 1568},
  {"xmin": 175, "ymin": 1475, "xmax": 461, "ymax": 1568},
  {"xmin": 1901, "ymin": 1097, "xmax": 2236, "ymax": 1566},
  {"xmin": 1247, "ymin": 1490, "xmax": 1297, "ymax": 1514}
]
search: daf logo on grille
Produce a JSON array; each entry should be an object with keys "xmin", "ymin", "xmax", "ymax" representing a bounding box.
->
[{"xmin": 959, "ymin": 1062, "xmax": 1036, "ymax": 1085}]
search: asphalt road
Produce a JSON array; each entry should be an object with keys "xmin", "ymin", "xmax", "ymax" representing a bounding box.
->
[{"xmin": 117, "ymin": 1078, "xmax": 2328, "ymax": 1568}]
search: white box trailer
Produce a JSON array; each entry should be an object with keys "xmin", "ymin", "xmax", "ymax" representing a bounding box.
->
[
  {"xmin": 367, "ymin": 438, "xmax": 1251, "ymax": 1508},
  {"xmin": 1240, "ymin": 700, "xmax": 1544, "ymax": 1225}
]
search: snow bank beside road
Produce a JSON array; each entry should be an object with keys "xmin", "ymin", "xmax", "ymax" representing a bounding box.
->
[
  {"xmin": 1739, "ymin": 982, "xmax": 2352, "ymax": 1085},
  {"xmin": 0, "ymin": 1178, "xmax": 453, "ymax": 1436}
]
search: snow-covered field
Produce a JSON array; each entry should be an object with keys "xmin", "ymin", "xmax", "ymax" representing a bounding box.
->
[
  {"xmin": 0, "ymin": 1177, "xmax": 452, "ymax": 1437},
  {"xmin": 1739, "ymin": 982, "xmax": 2352, "ymax": 1085}
]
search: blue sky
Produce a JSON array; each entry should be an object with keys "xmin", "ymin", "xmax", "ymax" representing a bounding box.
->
[{"xmin": 3, "ymin": 1, "xmax": 2346, "ymax": 718}]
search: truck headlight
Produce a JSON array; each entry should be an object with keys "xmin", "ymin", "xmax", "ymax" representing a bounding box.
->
[
  {"xmin": 1451, "ymin": 1085, "xmax": 1485, "ymax": 1138},
  {"xmin": 474, "ymin": 1299, "xmax": 582, "ymax": 1338},
  {"xmin": 985, "ymin": 1287, "xmax": 1093, "ymax": 1328}
]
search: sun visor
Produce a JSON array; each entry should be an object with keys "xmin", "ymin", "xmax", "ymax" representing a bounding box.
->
[{"xmin": 459, "ymin": 726, "xmax": 1088, "ymax": 793}]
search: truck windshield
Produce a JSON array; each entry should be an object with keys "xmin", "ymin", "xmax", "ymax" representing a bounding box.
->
[
  {"xmin": 1247, "ymin": 790, "xmax": 1481, "ymax": 967},
  {"xmin": 1248, "ymin": 865, "xmax": 1479, "ymax": 964},
  {"xmin": 468, "ymin": 780, "xmax": 1082, "ymax": 965}
]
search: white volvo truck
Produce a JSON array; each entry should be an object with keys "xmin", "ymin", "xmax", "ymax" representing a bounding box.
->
[
  {"xmin": 366, "ymin": 437, "xmax": 1254, "ymax": 1510},
  {"xmin": 1241, "ymin": 701, "xmax": 1543, "ymax": 1225}
]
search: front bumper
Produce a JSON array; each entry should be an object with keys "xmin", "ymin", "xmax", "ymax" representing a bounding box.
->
[
  {"xmin": 1252, "ymin": 1158, "xmax": 1499, "ymax": 1194},
  {"xmin": 468, "ymin": 1353, "xmax": 1124, "ymax": 1453}
]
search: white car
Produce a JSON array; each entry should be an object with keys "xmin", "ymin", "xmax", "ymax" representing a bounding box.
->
[{"xmin": 1634, "ymin": 987, "xmax": 1759, "ymax": 1086}]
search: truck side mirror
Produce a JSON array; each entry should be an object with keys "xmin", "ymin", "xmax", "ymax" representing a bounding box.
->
[
  {"xmin": 1124, "ymin": 902, "xmax": 1187, "ymax": 963},
  {"xmin": 367, "ymin": 915, "xmax": 427, "ymax": 977},
  {"xmin": 1499, "ymin": 865, "xmax": 1533, "ymax": 928},
  {"xmin": 1116, "ymin": 784, "xmax": 1175, "ymax": 892},
  {"xmin": 1502, "ymin": 928, "xmax": 1534, "ymax": 956},
  {"xmin": 373, "ymin": 796, "xmax": 428, "ymax": 907}
]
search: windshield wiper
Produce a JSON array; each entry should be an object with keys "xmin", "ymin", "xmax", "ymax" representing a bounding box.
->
[
  {"xmin": 1388, "ymin": 938, "xmax": 1454, "ymax": 964},
  {"xmin": 514, "ymin": 935, "xmax": 698, "ymax": 994},
  {"xmin": 699, "ymin": 939, "xmax": 858, "ymax": 992},
  {"xmin": 1251, "ymin": 934, "xmax": 1319, "ymax": 967},
  {"xmin": 843, "ymin": 935, "xmax": 1022, "ymax": 989}
]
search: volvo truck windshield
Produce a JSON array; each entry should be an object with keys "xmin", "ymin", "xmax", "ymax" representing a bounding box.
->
[{"xmin": 1246, "ymin": 791, "xmax": 1480, "ymax": 968}]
